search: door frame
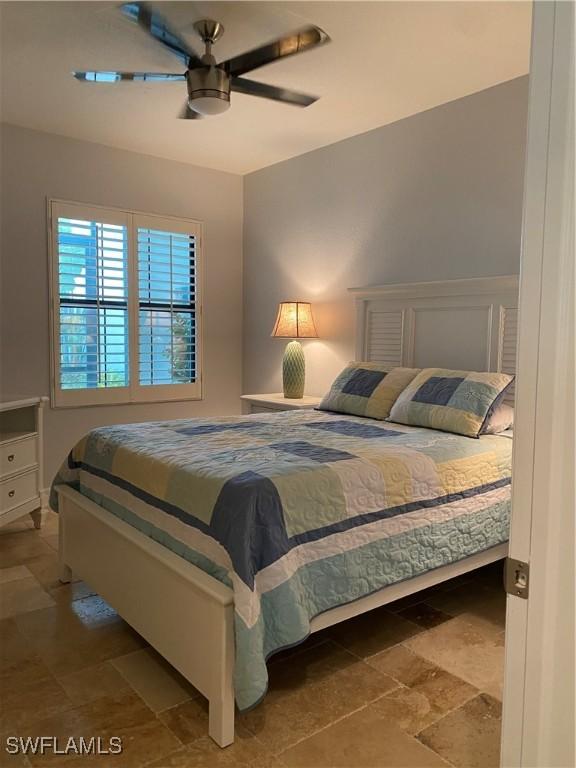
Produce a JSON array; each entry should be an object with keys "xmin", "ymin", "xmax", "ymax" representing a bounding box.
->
[{"xmin": 501, "ymin": 1, "xmax": 575, "ymax": 766}]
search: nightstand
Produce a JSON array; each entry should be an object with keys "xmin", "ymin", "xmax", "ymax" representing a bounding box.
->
[
  {"xmin": 1, "ymin": 397, "xmax": 47, "ymax": 529},
  {"xmin": 241, "ymin": 393, "xmax": 322, "ymax": 414}
]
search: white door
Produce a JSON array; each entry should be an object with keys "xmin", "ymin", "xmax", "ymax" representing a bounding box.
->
[{"xmin": 500, "ymin": 1, "xmax": 575, "ymax": 767}]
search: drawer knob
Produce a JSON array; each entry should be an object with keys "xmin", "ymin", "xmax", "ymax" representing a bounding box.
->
[
  {"xmin": 8, "ymin": 490, "xmax": 15, "ymax": 498},
  {"xmin": 7, "ymin": 454, "xmax": 15, "ymax": 462}
]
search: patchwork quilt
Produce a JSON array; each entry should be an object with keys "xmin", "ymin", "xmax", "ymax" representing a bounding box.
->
[{"xmin": 51, "ymin": 409, "xmax": 513, "ymax": 710}]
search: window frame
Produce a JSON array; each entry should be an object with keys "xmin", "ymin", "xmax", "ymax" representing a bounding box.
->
[{"xmin": 48, "ymin": 199, "xmax": 203, "ymax": 408}]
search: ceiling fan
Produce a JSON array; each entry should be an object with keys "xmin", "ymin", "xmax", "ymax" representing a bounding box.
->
[{"xmin": 73, "ymin": 2, "xmax": 330, "ymax": 119}]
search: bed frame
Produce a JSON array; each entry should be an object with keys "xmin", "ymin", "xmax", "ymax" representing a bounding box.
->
[{"xmin": 57, "ymin": 275, "xmax": 519, "ymax": 748}]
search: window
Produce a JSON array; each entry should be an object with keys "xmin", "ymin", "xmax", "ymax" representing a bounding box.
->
[{"xmin": 49, "ymin": 201, "xmax": 202, "ymax": 407}]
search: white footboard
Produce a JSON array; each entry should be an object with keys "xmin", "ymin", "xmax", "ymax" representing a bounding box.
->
[
  {"xmin": 57, "ymin": 486, "xmax": 236, "ymax": 747},
  {"xmin": 57, "ymin": 484, "xmax": 508, "ymax": 750}
]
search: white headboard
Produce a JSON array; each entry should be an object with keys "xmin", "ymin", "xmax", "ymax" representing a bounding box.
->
[{"xmin": 350, "ymin": 276, "xmax": 519, "ymax": 403}]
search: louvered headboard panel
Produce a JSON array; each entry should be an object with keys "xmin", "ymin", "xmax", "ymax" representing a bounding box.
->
[
  {"xmin": 351, "ymin": 276, "xmax": 519, "ymax": 397},
  {"xmin": 365, "ymin": 311, "xmax": 404, "ymax": 367},
  {"xmin": 499, "ymin": 306, "xmax": 518, "ymax": 404}
]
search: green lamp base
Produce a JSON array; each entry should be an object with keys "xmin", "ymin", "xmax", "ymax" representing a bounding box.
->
[{"xmin": 283, "ymin": 340, "xmax": 305, "ymax": 399}]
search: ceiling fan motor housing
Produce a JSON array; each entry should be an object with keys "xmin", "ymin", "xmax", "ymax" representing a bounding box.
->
[{"xmin": 186, "ymin": 66, "xmax": 230, "ymax": 115}]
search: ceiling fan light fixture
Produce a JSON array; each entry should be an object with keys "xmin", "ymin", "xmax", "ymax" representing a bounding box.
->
[
  {"xmin": 188, "ymin": 93, "xmax": 230, "ymax": 115},
  {"xmin": 186, "ymin": 66, "xmax": 230, "ymax": 115}
]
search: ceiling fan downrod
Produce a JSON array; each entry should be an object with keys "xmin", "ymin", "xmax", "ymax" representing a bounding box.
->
[{"xmin": 186, "ymin": 20, "xmax": 230, "ymax": 115}]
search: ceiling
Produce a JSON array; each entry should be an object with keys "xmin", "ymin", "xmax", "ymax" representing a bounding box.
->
[{"xmin": 0, "ymin": 1, "xmax": 532, "ymax": 175}]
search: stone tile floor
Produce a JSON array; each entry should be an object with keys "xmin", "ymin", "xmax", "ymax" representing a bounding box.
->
[{"xmin": 0, "ymin": 511, "xmax": 507, "ymax": 767}]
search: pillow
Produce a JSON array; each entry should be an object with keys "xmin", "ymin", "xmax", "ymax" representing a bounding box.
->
[
  {"xmin": 318, "ymin": 363, "xmax": 421, "ymax": 420},
  {"xmin": 482, "ymin": 403, "xmax": 514, "ymax": 435},
  {"xmin": 388, "ymin": 367, "xmax": 514, "ymax": 438}
]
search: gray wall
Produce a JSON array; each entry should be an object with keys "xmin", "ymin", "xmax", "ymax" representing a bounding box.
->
[
  {"xmin": 0, "ymin": 124, "xmax": 243, "ymax": 483},
  {"xmin": 1, "ymin": 76, "xmax": 529, "ymax": 480},
  {"xmin": 243, "ymin": 76, "xmax": 529, "ymax": 397}
]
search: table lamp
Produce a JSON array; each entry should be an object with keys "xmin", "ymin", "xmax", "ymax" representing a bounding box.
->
[{"xmin": 271, "ymin": 301, "xmax": 318, "ymax": 398}]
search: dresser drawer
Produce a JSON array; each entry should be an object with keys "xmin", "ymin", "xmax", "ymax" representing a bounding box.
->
[
  {"xmin": 250, "ymin": 405, "xmax": 277, "ymax": 414},
  {"xmin": 0, "ymin": 470, "xmax": 39, "ymax": 513},
  {"xmin": 1, "ymin": 436, "xmax": 38, "ymax": 478}
]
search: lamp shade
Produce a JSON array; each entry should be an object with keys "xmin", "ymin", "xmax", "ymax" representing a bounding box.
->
[{"xmin": 271, "ymin": 302, "xmax": 318, "ymax": 339}]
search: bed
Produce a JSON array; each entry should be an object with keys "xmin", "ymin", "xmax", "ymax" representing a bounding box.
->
[{"xmin": 52, "ymin": 275, "xmax": 518, "ymax": 747}]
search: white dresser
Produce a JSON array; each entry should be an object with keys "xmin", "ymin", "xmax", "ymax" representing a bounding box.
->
[{"xmin": 0, "ymin": 397, "xmax": 47, "ymax": 529}]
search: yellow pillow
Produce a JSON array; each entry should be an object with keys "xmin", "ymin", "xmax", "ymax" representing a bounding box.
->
[
  {"xmin": 388, "ymin": 367, "xmax": 514, "ymax": 437},
  {"xmin": 319, "ymin": 363, "xmax": 421, "ymax": 420}
]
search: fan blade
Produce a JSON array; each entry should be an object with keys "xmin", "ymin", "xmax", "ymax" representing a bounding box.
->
[
  {"xmin": 231, "ymin": 77, "xmax": 317, "ymax": 107},
  {"xmin": 222, "ymin": 26, "xmax": 330, "ymax": 77},
  {"xmin": 179, "ymin": 101, "xmax": 203, "ymax": 119},
  {"xmin": 120, "ymin": 2, "xmax": 202, "ymax": 67},
  {"xmin": 73, "ymin": 71, "xmax": 186, "ymax": 82}
]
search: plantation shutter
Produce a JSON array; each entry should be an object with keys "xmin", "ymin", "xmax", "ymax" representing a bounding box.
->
[
  {"xmin": 136, "ymin": 225, "xmax": 197, "ymax": 387},
  {"xmin": 53, "ymin": 205, "xmax": 130, "ymax": 402},
  {"xmin": 50, "ymin": 201, "xmax": 202, "ymax": 407}
]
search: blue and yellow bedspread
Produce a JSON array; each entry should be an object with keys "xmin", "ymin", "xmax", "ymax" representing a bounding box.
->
[{"xmin": 51, "ymin": 409, "xmax": 512, "ymax": 710}]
